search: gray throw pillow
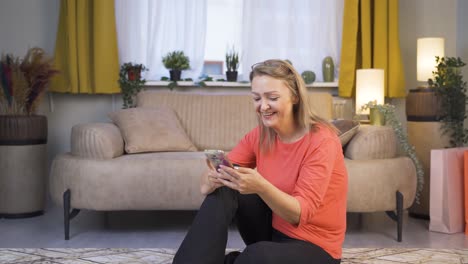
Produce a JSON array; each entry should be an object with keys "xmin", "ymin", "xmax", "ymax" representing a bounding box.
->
[
  {"xmin": 331, "ymin": 119, "xmax": 360, "ymax": 146},
  {"xmin": 108, "ymin": 107, "xmax": 197, "ymax": 153}
]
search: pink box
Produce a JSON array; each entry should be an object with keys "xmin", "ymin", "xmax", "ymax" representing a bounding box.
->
[
  {"xmin": 429, "ymin": 147, "xmax": 468, "ymax": 234},
  {"xmin": 465, "ymin": 151, "xmax": 468, "ymax": 235}
]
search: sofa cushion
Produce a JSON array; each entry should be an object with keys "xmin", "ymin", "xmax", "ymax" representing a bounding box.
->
[
  {"xmin": 49, "ymin": 152, "xmax": 208, "ymax": 210},
  {"xmin": 345, "ymin": 125, "xmax": 397, "ymax": 160},
  {"xmin": 331, "ymin": 119, "xmax": 360, "ymax": 146},
  {"xmin": 108, "ymin": 107, "xmax": 197, "ymax": 153},
  {"xmin": 71, "ymin": 123, "xmax": 124, "ymax": 159}
]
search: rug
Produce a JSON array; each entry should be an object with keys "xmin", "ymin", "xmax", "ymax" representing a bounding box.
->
[{"xmin": 0, "ymin": 248, "xmax": 467, "ymax": 263}]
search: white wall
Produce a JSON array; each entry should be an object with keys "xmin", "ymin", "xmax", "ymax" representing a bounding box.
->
[
  {"xmin": 0, "ymin": 0, "xmax": 115, "ymax": 169},
  {"xmin": 399, "ymin": 0, "xmax": 459, "ymax": 91},
  {"xmin": 0, "ymin": 0, "xmax": 59, "ymax": 56},
  {"xmin": 1, "ymin": 0, "xmax": 468, "ymax": 176}
]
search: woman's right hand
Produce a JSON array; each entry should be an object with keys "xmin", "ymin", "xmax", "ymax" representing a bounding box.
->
[{"xmin": 200, "ymin": 159, "xmax": 224, "ymax": 195}]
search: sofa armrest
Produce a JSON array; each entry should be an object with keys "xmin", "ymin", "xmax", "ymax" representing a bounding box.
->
[
  {"xmin": 71, "ymin": 123, "xmax": 124, "ymax": 159},
  {"xmin": 345, "ymin": 125, "xmax": 397, "ymax": 160}
]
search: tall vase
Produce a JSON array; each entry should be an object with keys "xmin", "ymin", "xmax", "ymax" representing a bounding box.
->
[
  {"xmin": 322, "ymin": 56, "xmax": 335, "ymax": 82},
  {"xmin": 0, "ymin": 115, "xmax": 47, "ymax": 218}
]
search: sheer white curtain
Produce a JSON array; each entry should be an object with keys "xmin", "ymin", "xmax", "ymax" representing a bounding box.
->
[
  {"xmin": 241, "ymin": 0, "xmax": 343, "ymax": 81},
  {"xmin": 115, "ymin": 0, "xmax": 207, "ymax": 80}
]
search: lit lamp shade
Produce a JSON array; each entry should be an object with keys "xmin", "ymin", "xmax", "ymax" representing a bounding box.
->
[
  {"xmin": 355, "ymin": 69, "xmax": 385, "ymax": 115},
  {"xmin": 417, "ymin": 38, "xmax": 445, "ymax": 82}
]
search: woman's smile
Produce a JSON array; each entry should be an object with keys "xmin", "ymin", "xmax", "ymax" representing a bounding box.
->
[{"xmin": 251, "ymin": 75, "xmax": 295, "ymax": 133}]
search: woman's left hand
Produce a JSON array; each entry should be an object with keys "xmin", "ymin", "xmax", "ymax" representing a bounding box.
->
[{"xmin": 217, "ymin": 165, "xmax": 268, "ymax": 194}]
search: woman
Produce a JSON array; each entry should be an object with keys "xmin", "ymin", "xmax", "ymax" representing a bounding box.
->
[{"xmin": 173, "ymin": 59, "xmax": 347, "ymax": 264}]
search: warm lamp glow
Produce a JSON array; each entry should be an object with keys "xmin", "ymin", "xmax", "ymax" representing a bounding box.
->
[
  {"xmin": 417, "ymin": 38, "xmax": 445, "ymax": 82},
  {"xmin": 355, "ymin": 69, "xmax": 385, "ymax": 115}
]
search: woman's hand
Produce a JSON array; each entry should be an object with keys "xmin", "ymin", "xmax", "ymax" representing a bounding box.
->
[
  {"xmin": 219, "ymin": 164, "xmax": 301, "ymax": 224},
  {"xmin": 217, "ymin": 165, "xmax": 268, "ymax": 194},
  {"xmin": 200, "ymin": 159, "xmax": 224, "ymax": 195}
]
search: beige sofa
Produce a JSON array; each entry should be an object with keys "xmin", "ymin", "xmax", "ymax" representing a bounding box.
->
[{"xmin": 49, "ymin": 91, "xmax": 417, "ymax": 241}]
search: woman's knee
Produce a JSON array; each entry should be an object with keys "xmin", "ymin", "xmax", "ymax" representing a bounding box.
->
[{"xmin": 235, "ymin": 242, "xmax": 272, "ymax": 263}]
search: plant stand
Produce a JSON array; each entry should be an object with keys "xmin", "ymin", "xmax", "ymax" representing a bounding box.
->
[{"xmin": 0, "ymin": 115, "xmax": 47, "ymax": 218}]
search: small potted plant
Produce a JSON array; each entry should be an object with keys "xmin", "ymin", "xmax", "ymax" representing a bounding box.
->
[
  {"xmin": 162, "ymin": 51, "xmax": 190, "ymax": 81},
  {"xmin": 118, "ymin": 62, "xmax": 147, "ymax": 109},
  {"xmin": 225, "ymin": 47, "xmax": 239, "ymax": 82}
]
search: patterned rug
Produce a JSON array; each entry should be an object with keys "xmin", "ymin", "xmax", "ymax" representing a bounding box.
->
[{"xmin": 0, "ymin": 248, "xmax": 467, "ymax": 263}]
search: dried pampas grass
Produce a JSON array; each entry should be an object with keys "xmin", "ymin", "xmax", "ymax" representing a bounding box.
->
[{"xmin": 0, "ymin": 47, "xmax": 58, "ymax": 115}]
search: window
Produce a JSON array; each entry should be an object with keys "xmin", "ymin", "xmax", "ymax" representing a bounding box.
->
[
  {"xmin": 203, "ymin": 0, "xmax": 243, "ymax": 78},
  {"xmin": 116, "ymin": 0, "xmax": 343, "ymax": 82}
]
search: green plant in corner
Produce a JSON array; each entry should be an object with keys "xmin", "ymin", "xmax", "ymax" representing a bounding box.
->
[
  {"xmin": 118, "ymin": 62, "xmax": 147, "ymax": 109},
  {"xmin": 358, "ymin": 101, "xmax": 424, "ymax": 204},
  {"xmin": 428, "ymin": 56, "xmax": 467, "ymax": 147}
]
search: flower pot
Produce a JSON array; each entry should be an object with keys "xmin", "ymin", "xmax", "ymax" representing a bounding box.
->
[
  {"xmin": 127, "ymin": 68, "xmax": 141, "ymax": 81},
  {"xmin": 0, "ymin": 115, "xmax": 47, "ymax": 218},
  {"xmin": 369, "ymin": 108, "xmax": 385, "ymax": 126},
  {"xmin": 226, "ymin": 71, "xmax": 238, "ymax": 82},
  {"xmin": 169, "ymin": 70, "xmax": 182, "ymax": 81}
]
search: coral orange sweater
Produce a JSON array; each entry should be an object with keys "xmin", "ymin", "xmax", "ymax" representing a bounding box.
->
[{"xmin": 228, "ymin": 124, "xmax": 348, "ymax": 259}]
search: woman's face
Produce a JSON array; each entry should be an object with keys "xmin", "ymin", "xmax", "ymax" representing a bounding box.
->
[{"xmin": 251, "ymin": 75, "xmax": 296, "ymax": 131}]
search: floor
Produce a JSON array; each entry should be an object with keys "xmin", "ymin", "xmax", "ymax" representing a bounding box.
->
[
  {"xmin": 2, "ymin": 248, "xmax": 467, "ymax": 264},
  {"xmin": 0, "ymin": 204, "xmax": 467, "ymax": 250}
]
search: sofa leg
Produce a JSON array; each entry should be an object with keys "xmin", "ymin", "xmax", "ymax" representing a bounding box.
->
[
  {"xmin": 63, "ymin": 189, "xmax": 81, "ymax": 240},
  {"xmin": 385, "ymin": 191, "xmax": 403, "ymax": 242}
]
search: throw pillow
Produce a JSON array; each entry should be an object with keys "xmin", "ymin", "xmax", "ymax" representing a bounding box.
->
[
  {"xmin": 108, "ymin": 107, "xmax": 197, "ymax": 153},
  {"xmin": 331, "ymin": 119, "xmax": 360, "ymax": 146}
]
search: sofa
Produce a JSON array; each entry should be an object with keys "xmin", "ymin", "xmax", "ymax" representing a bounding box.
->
[{"xmin": 49, "ymin": 91, "xmax": 417, "ymax": 241}]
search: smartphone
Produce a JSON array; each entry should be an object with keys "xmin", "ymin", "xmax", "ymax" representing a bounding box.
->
[{"xmin": 204, "ymin": 149, "xmax": 233, "ymax": 170}]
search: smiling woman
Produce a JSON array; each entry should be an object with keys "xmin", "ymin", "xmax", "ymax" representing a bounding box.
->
[
  {"xmin": 174, "ymin": 60, "xmax": 347, "ymax": 264},
  {"xmin": 249, "ymin": 60, "xmax": 337, "ymax": 152}
]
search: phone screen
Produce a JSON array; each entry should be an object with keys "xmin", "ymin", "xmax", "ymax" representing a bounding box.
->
[{"xmin": 204, "ymin": 149, "xmax": 233, "ymax": 170}]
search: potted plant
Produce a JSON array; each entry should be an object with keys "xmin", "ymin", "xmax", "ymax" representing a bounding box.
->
[
  {"xmin": 225, "ymin": 47, "xmax": 239, "ymax": 82},
  {"xmin": 118, "ymin": 62, "xmax": 147, "ymax": 109},
  {"xmin": 0, "ymin": 47, "xmax": 58, "ymax": 218},
  {"xmin": 162, "ymin": 51, "xmax": 190, "ymax": 81},
  {"xmin": 428, "ymin": 56, "xmax": 467, "ymax": 147},
  {"xmin": 358, "ymin": 101, "xmax": 424, "ymax": 204}
]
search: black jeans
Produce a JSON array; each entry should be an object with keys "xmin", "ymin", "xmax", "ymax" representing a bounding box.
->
[{"xmin": 173, "ymin": 187, "xmax": 340, "ymax": 264}]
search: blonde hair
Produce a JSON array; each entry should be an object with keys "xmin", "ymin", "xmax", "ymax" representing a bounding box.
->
[{"xmin": 249, "ymin": 59, "xmax": 336, "ymax": 153}]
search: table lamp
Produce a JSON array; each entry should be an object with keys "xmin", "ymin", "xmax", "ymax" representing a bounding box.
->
[
  {"xmin": 417, "ymin": 38, "xmax": 445, "ymax": 85},
  {"xmin": 407, "ymin": 38, "xmax": 445, "ymax": 121},
  {"xmin": 355, "ymin": 69, "xmax": 385, "ymax": 125}
]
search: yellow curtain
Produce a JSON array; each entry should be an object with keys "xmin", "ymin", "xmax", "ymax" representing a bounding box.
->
[
  {"xmin": 50, "ymin": 0, "xmax": 120, "ymax": 94},
  {"xmin": 339, "ymin": 0, "xmax": 405, "ymax": 98}
]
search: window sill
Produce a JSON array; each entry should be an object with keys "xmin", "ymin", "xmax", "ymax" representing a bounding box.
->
[{"xmin": 145, "ymin": 80, "xmax": 338, "ymax": 88}]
